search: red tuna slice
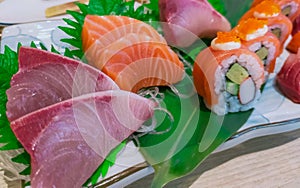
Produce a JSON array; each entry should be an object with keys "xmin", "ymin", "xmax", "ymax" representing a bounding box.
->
[
  {"xmin": 6, "ymin": 47, "xmax": 119, "ymax": 122},
  {"xmin": 10, "ymin": 90, "xmax": 156, "ymax": 188},
  {"xmin": 276, "ymin": 50, "xmax": 300, "ymax": 103}
]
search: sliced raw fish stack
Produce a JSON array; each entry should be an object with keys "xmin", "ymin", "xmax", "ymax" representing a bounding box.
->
[
  {"xmin": 82, "ymin": 15, "xmax": 167, "ymax": 52},
  {"xmin": 82, "ymin": 15, "xmax": 184, "ymax": 92},
  {"xmin": 10, "ymin": 91, "xmax": 156, "ymax": 187},
  {"xmin": 276, "ymin": 50, "xmax": 300, "ymax": 103},
  {"xmin": 6, "ymin": 47, "xmax": 156, "ymax": 187},
  {"xmin": 6, "ymin": 47, "xmax": 119, "ymax": 121}
]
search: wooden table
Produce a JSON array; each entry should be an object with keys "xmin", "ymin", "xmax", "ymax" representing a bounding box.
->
[
  {"xmin": 128, "ymin": 128, "xmax": 300, "ymax": 188},
  {"xmin": 2, "ymin": 128, "xmax": 300, "ymax": 187}
]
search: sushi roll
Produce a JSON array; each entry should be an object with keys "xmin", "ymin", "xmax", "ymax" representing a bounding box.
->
[
  {"xmin": 235, "ymin": 18, "xmax": 281, "ymax": 74},
  {"xmin": 193, "ymin": 32, "xmax": 265, "ymax": 115},
  {"xmin": 240, "ymin": 1, "xmax": 293, "ymax": 47},
  {"xmin": 251, "ymin": 0, "xmax": 300, "ymax": 21}
]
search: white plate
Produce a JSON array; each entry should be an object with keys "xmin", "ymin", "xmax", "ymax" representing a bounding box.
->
[
  {"xmin": 1, "ymin": 20, "xmax": 300, "ymax": 187},
  {"xmin": 0, "ymin": 0, "xmax": 75, "ymax": 25}
]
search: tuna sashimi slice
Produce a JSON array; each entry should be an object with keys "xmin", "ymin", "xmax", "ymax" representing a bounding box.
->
[
  {"xmin": 6, "ymin": 47, "xmax": 119, "ymax": 122},
  {"xmin": 277, "ymin": 50, "xmax": 300, "ymax": 103},
  {"xmin": 10, "ymin": 90, "xmax": 156, "ymax": 188}
]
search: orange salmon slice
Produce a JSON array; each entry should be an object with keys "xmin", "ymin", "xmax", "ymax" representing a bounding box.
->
[
  {"xmin": 82, "ymin": 15, "xmax": 184, "ymax": 92},
  {"xmin": 82, "ymin": 15, "xmax": 166, "ymax": 51},
  {"xmin": 103, "ymin": 42, "xmax": 184, "ymax": 92}
]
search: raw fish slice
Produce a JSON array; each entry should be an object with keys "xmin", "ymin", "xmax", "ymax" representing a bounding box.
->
[
  {"xmin": 159, "ymin": 0, "xmax": 231, "ymax": 47},
  {"xmin": 103, "ymin": 42, "xmax": 184, "ymax": 92},
  {"xmin": 85, "ymin": 33, "xmax": 159, "ymax": 69},
  {"xmin": 6, "ymin": 47, "xmax": 119, "ymax": 122},
  {"xmin": 10, "ymin": 90, "xmax": 156, "ymax": 188},
  {"xmin": 82, "ymin": 15, "xmax": 166, "ymax": 51},
  {"xmin": 276, "ymin": 51, "xmax": 300, "ymax": 103}
]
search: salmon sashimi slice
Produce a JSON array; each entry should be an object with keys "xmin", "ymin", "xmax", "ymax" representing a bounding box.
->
[
  {"xmin": 103, "ymin": 41, "xmax": 184, "ymax": 92},
  {"xmin": 82, "ymin": 15, "xmax": 166, "ymax": 52},
  {"xmin": 82, "ymin": 15, "xmax": 184, "ymax": 92},
  {"xmin": 6, "ymin": 47, "xmax": 119, "ymax": 122},
  {"xmin": 241, "ymin": 32, "xmax": 281, "ymax": 73},
  {"xmin": 193, "ymin": 47, "xmax": 264, "ymax": 115},
  {"xmin": 10, "ymin": 90, "xmax": 156, "ymax": 188},
  {"xmin": 85, "ymin": 33, "xmax": 160, "ymax": 69}
]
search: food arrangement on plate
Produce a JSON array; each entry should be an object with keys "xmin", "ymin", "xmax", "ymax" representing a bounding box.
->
[{"xmin": 1, "ymin": 0, "xmax": 300, "ymax": 187}]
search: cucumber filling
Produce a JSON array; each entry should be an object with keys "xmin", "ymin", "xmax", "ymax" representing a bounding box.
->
[
  {"xmin": 282, "ymin": 5, "xmax": 292, "ymax": 17},
  {"xmin": 255, "ymin": 46, "xmax": 268, "ymax": 65},
  {"xmin": 226, "ymin": 80, "xmax": 239, "ymax": 95},
  {"xmin": 271, "ymin": 28, "xmax": 281, "ymax": 39}
]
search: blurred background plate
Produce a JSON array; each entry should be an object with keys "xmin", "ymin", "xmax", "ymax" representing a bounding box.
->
[{"xmin": 0, "ymin": 0, "xmax": 75, "ymax": 25}]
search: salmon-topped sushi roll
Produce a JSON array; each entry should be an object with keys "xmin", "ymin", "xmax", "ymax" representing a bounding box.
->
[
  {"xmin": 235, "ymin": 18, "xmax": 281, "ymax": 74},
  {"xmin": 240, "ymin": 1, "xmax": 293, "ymax": 48},
  {"xmin": 251, "ymin": 0, "xmax": 300, "ymax": 21},
  {"xmin": 193, "ymin": 32, "xmax": 265, "ymax": 115}
]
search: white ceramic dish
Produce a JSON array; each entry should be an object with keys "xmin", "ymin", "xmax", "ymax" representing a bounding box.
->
[
  {"xmin": 0, "ymin": 0, "xmax": 74, "ymax": 25},
  {"xmin": 1, "ymin": 20, "xmax": 300, "ymax": 187}
]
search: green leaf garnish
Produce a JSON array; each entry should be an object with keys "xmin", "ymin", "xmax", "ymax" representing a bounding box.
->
[
  {"xmin": 208, "ymin": 0, "xmax": 227, "ymax": 16},
  {"xmin": 84, "ymin": 142, "xmax": 125, "ymax": 186},
  {"xmin": 0, "ymin": 46, "xmax": 21, "ymax": 149}
]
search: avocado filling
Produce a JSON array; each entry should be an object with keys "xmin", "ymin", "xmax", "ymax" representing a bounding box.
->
[
  {"xmin": 225, "ymin": 63, "xmax": 249, "ymax": 96},
  {"xmin": 255, "ymin": 46, "xmax": 268, "ymax": 65},
  {"xmin": 282, "ymin": 5, "xmax": 292, "ymax": 17},
  {"xmin": 271, "ymin": 28, "xmax": 281, "ymax": 39}
]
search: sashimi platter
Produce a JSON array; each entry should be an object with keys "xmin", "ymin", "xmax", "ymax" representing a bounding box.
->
[{"xmin": 1, "ymin": 0, "xmax": 300, "ymax": 187}]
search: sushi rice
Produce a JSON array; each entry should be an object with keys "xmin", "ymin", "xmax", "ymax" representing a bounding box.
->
[{"xmin": 212, "ymin": 54, "xmax": 263, "ymax": 115}]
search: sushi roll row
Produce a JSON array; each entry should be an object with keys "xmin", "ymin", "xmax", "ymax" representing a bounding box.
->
[{"xmin": 192, "ymin": 0, "xmax": 300, "ymax": 115}]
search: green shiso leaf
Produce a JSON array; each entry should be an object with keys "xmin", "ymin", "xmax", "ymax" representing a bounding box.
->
[
  {"xmin": 0, "ymin": 46, "xmax": 21, "ymax": 149},
  {"xmin": 11, "ymin": 151, "xmax": 30, "ymax": 165},
  {"xmin": 0, "ymin": 45, "xmax": 31, "ymax": 176},
  {"xmin": 84, "ymin": 142, "xmax": 126, "ymax": 186},
  {"xmin": 208, "ymin": 0, "xmax": 227, "ymax": 16}
]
